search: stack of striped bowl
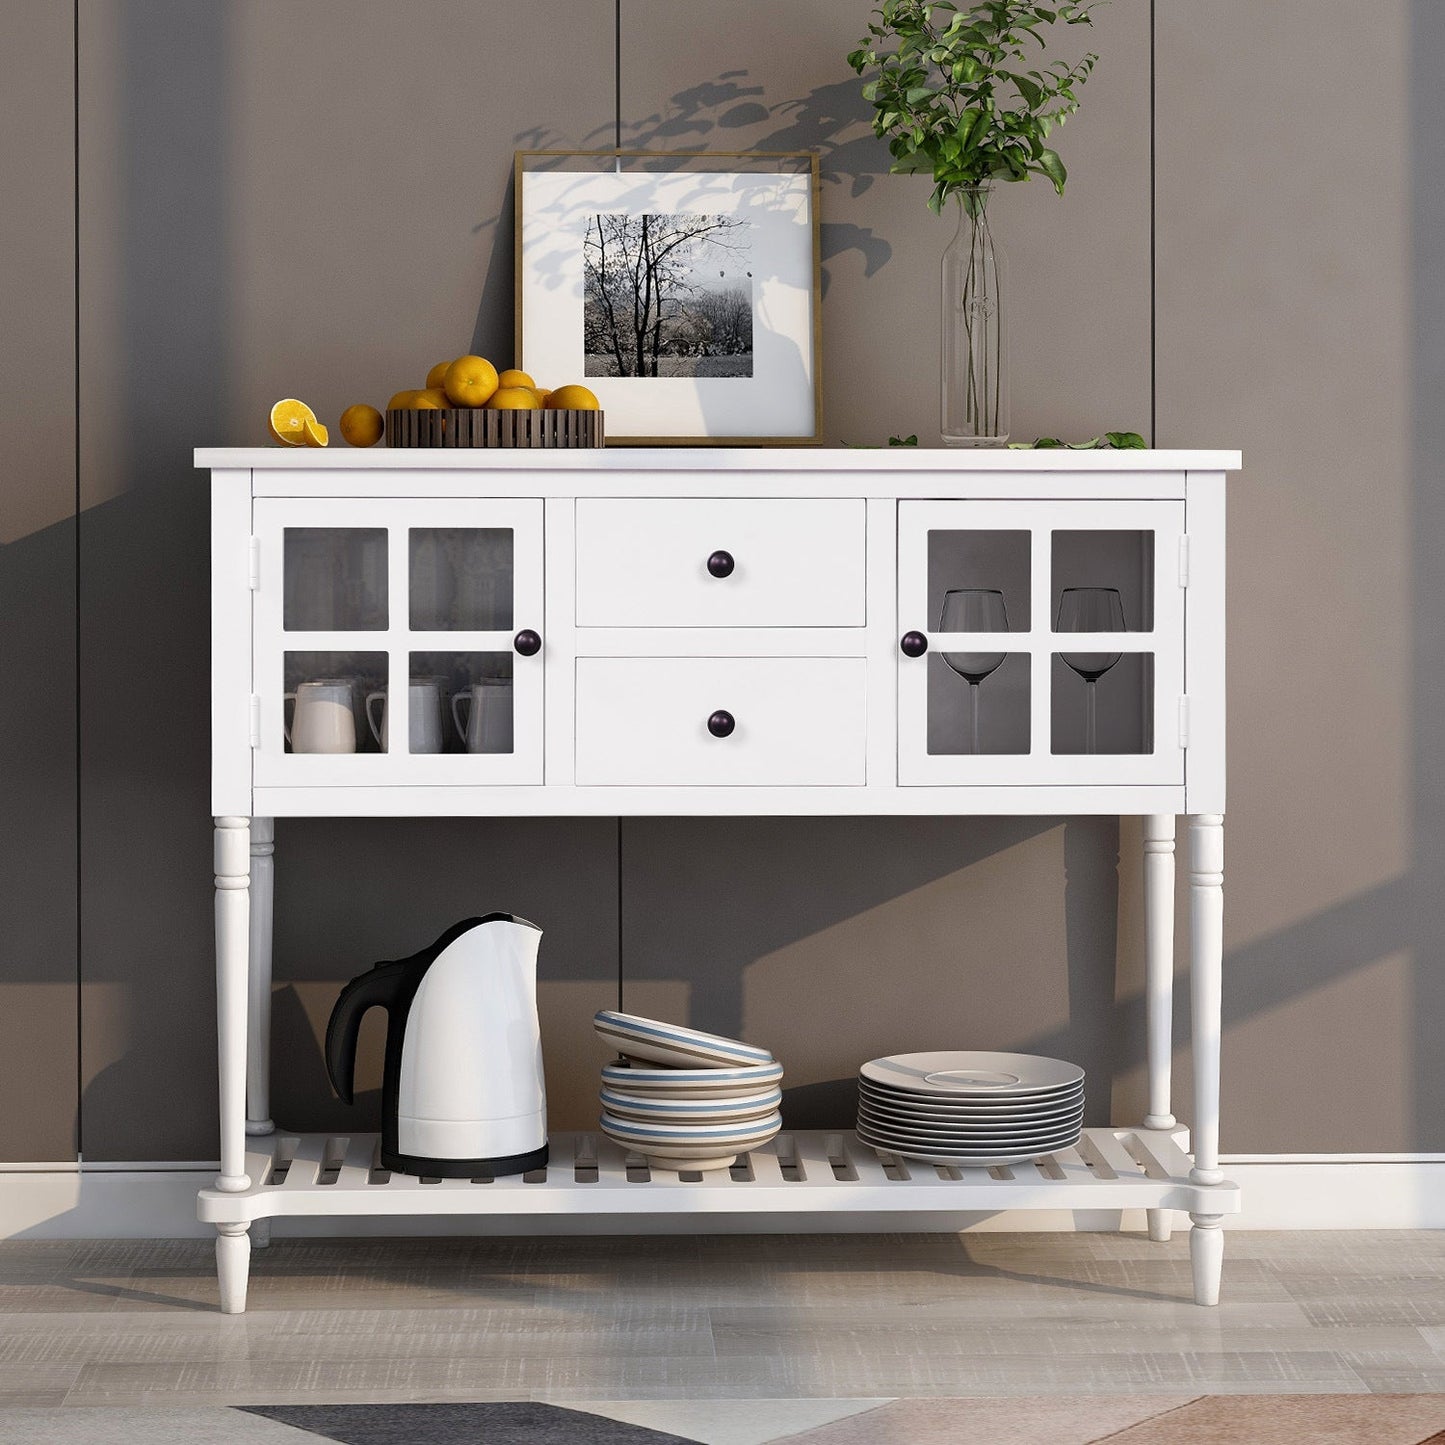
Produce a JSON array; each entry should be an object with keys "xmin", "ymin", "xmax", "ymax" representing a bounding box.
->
[{"xmin": 593, "ymin": 1010, "xmax": 783, "ymax": 1171}]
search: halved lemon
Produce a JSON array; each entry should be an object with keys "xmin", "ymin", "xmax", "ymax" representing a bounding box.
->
[
  {"xmin": 302, "ymin": 419, "xmax": 329, "ymax": 447},
  {"xmin": 269, "ymin": 398, "xmax": 317, "ymax": 445}
]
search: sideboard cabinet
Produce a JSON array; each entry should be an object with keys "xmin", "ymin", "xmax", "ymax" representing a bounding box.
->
[{"xmin": 196, "ymin": 446, "xmax": 1239, "ymax": 1314}]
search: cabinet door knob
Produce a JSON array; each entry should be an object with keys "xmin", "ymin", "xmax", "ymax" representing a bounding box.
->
[
  {"xmin": 899, "ymin": 631, "xmax": 929, "ymax": 658},
  {"xmin": 513, "ymin": 629, "xmax": 542, "ymax": 657},
  {"xmin": 707, "ymin": 709, "xmax": 736, "ymax": 738},
  {"xmin": 706, "ymin": 549, "xmax": 735, "ymax": 579}
]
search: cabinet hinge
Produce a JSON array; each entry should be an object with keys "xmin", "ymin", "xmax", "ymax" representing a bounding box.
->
[
  {"xmin": 1178, "ymin": 695, "xmax": 1190, "ymax": 748},
  {"xmin": 1178, "ymin": 534, "xmax": 1190, "ymax": 588},
  {"xmin": 248, "ymin": 536, "xmax": 260, "ymax": 591},
  {"xmin": 249, "ymin": 695, "xmax": 261, "ymax": 749}
]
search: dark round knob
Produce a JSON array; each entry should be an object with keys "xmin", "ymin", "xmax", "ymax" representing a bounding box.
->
[
  {"xmin": 707, "ymin": 709, "xmax": 736, "ymax": 738},
  {"xmin": 900, "ymin": 631, "xmax": 929, "ymax": 658},
  {"xmin": 707, "ymin": 550, "xmax": 735, "ymax": 579},
  {"xmin": 513, "ymin": 629, "xmax": 542, "ymax": 657}
]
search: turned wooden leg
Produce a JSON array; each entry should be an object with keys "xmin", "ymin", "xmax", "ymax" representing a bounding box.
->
[
  {"xmin": 214, "ymin": 817, "xmax": 253, "ymax": 1314},
  {"xmin": 247, "ymin": 818, "xmax": 276, "ymax": 1137},
  {"xmin": 1143, "ymin": 814, "xmax": 1177, "ymax": 1243},
  {"xmin": 216, "ymin": 1223, "xmax": 251, "ymax": 1315},
  {"xmin": 1188, "ymin": 813, "xmax": 1225, "ymax": 1305}
]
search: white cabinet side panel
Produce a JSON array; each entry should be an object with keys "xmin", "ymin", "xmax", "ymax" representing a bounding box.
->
[
  {"xmin": 1185, "ymin": 472, "xmax": 1227, "ymax": 813},
  {"xmin": 211, "ymin": 471, "xmax": 252, "ymax": 816}
]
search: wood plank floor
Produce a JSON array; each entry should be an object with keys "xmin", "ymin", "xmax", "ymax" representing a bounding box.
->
[{"xmin": 0, "ymin": 1231, "xmax": 1442, "ymax": 1406}]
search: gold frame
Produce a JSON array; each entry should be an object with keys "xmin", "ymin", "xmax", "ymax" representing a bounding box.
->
[{"xmin": 513, "ymin": 149, "xmax": 823, "ymax": 447}]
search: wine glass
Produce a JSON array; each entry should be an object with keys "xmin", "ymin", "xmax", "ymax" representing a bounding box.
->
[
  {"xmin": 1056, "ymin": 587, "xmax": 1126, "ymax": 754},
  {"xmin": 939, "ymin": 588, "xmax": 1009, "ymax": 754}
]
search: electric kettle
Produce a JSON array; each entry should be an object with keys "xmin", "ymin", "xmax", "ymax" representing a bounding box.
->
[{"xmin": 324, "ymin": 914, "xmax": 548, "ymax": 1177}]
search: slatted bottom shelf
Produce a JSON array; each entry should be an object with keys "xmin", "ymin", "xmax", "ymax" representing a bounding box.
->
[{"xmin": 197, "ymin": 1128, "xmax": 1239, "ymax": 1225}]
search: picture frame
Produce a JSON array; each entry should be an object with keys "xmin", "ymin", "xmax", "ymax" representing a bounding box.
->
[{"xmin": 514, "ymin": 150, "xmax": 822, "ymax": 446}]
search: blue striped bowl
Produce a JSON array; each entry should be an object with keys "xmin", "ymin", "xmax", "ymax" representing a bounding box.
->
[{"xmin": 594, "ymin": 1010, "xmax": 773, "ymax": 1069}]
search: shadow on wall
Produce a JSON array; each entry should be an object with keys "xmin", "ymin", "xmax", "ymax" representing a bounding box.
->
[{"xmin": 471, "ymin": 70, "xmax": 894, "ymax": 352}]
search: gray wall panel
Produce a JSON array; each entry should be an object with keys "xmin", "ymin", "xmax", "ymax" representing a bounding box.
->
[
  {"xmin": 78, "ymin": 1, "xmax": 615, "ymax": 1160},
  {"xmin": 1156, "ymin": 0, "xmax": 1417, "ymax": 1150},
  {"xmin": 0, "ymin": 2, "xmax": 78, "ymax": 1162}
]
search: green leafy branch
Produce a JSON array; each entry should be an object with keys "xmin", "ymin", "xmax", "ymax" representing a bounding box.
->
[
  {"xmin": 1010, "ymin": 431, "xmax": 1146, "ymax": 448},
  {"xmin": 847, "ymin": 1, "xmax": 1099, "ymax": 214}
]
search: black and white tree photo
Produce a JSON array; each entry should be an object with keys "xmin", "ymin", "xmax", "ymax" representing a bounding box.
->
[{"xmin": 583, "ymin": 212, "xmax": 754, "ymax": 378}]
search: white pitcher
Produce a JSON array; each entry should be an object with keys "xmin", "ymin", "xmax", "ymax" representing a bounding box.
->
[
  {"xmin": 451, "ymin": 679, "xmax": 514, "ymax": 754},
  {"xmin": 366, "ymin": 678, "xmax": 446, "ymax": 754},
  {"xmin": 284, "ymin": 679, "xmax": 357, "ymax": 754}
]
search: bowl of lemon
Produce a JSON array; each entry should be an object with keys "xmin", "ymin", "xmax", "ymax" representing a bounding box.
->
[{"xmin": 378, "ymin": 358, "xmax": 602, "ymax": 449}]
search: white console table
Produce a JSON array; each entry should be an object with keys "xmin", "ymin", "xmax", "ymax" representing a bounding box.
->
[{"xmin": 195, "ymin": 446, "xmax": 1240, "ymax": 1314}]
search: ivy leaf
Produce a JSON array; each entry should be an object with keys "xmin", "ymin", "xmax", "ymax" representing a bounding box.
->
[{"xmin": 1104, "ymin": 430, "xmax": 1147, "ymax": 449}]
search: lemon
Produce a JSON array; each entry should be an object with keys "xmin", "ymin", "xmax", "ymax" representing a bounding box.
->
[
  {"xmin": 302, "ymin": 419, "xmax": 329, "ymax": 447},
  {"xmin": 413, "ymin": 388, "xmax": 448, "ymax": 410},
  {"xmin": 339, "ymin": 404, "xmax": 384, "ymax": 447},
  {"xmin": 486, "ymin": 386, "xmax": 542, "ymax": 409},
  {"xmin": 387, "ymin": 389, "xmax": 421, "ymax": 410},
  {"xmin": 425, "ymin": 359, "xmax": 455, "ymax": 390},
  {"xmin": 534, "ymin": 387, "xmax": 553, "ymax": 406},
  {"xmin": 444, "ymin": 355, "xmax": 499, "ymax": 407},
  {"xmin": 545, "ymin": 384, "xmax": 600, "ymax": 411},
  {"xmin": 497, "ymin": 368, "xmax": 536, "ymax": 392},
  {"xmin": 269, "ymin": 398, "xmax": 317, "ymax": 445}
]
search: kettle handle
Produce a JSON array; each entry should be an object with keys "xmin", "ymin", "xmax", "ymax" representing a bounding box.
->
[{"xmin": 324, "ymin": 960, "xmax": 409, "ymax": 1104}]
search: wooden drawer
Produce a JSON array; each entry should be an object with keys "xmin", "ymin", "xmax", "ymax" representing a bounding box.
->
[
  {"xmin": 575, "ymin": 657, "xmax": 867, "ymax": 786},
  {"xmin": 575, "ymin": 499, "xmax": 865, "ymax": 626}
]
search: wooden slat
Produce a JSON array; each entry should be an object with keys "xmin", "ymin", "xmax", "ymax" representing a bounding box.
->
[
  {"xmin": 790, "ymin": 1132, "xmax": 852, "ymax": 1185},
  {"xmin": 1045, "ymin": 1144, "xmax": 1095, "ymax": 1183},
  {"xmin": 335, "ymin": 1134, "xmax": 375, "ymax": 1191},
  {"xmin": 1086, "ymin": 1130, "xmax": 1148, "ymax": 1181},
  {"xmin": 280, "ymin": 1135, "xmax": 326, "ymax": 1190}
]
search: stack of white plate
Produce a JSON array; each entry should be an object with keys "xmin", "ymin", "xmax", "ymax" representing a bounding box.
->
[
  {"xmin": 594, "ymin": 1010, "xmax": 782, "ymax": 1171},
  {"xmin": 857, "ymin": 1050, "xmax": 1085, "ymax": 1167}
]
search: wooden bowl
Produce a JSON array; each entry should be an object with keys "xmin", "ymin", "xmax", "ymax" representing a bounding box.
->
[{"xmin": 385, "ymin": 407, "xmax": 603, "ymax": 448}]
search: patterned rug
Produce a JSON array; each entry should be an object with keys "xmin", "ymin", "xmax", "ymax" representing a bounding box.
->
[{"xmin": 1, "ymin": 1396, "xmax": 1445, "ymax": 1444}]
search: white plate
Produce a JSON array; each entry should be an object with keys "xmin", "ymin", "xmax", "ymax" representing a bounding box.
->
[
  {"xmin": 857, "ymin": 1092, "xmax": 1084, "ymax": 1124},
  {"xmin": 855, "ymin": 1118, "xmax": 1084, "ymax": 1151},
  {"xmin": 858, "ymin": 1081, "xmax": 1083, "ymax": 1121},
  {"xmin": 600, "ymin": 1085, "xmax": 782, "ymax": 1123},
  {"xmin": 595, "ymin": 1010, "xmax": 773, "ymax": 1069},
  {"xmin": 856, "ymin": 1123, "xmax": 1083, "ymax": 1162},
  {"xmin": 600, "ymin": 1059, "xmax": 784, "ymax": 1098},
  {"xmin": 861, "ymin": 1051, "xmax": 1083, "ymax": 1099},
  {"xmin": 857, "ymin": 1100, "xmax": 1084, "ymax": 1137},
  {"xmin": 600, "ymin": 1109, "xmax": 783, "ymax": 1145},
  {"xmin": 849, "ymin": 1109, "xmax": 1080, "ymax": 1144},
  {"xmin": 856, "ymin": 1117, "xmax": 1084, "ymax": 1146}
]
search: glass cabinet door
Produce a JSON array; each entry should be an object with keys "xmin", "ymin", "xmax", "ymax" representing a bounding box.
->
[
  {"xmin": 897, "ymin": 499, "xmax": 1185, "ymax": 787},
  {"xmin": 252, "ymin": 497, "xmax": 543, "ymax": 787}
]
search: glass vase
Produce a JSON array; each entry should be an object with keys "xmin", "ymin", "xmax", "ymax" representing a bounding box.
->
[{"xmin": 941, "ymin": 186, "xmax": 1008, "ymax": 446}]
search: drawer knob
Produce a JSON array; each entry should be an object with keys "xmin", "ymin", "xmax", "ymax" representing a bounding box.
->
[
  {"xmin": 900, "ymin": 631, "xmax": 929, "ymax": 658},
  {"xmin": 707, "ymin": 709, "xmax": 736, "ymax": 739},
  {"xmin": 706, "ymin": 549, "xmax": 735, "ymax": 579},
  {"xmin": 513, "ymin": 629, "xmax": 542, "ymax": 657}
]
